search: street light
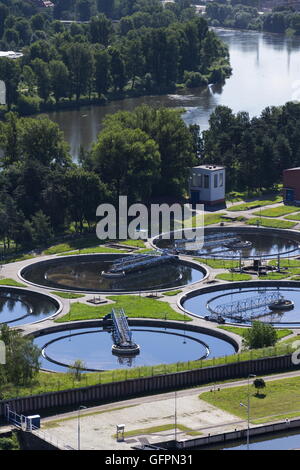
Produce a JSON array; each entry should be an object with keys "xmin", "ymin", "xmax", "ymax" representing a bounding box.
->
[
  {"xmin": 78, "ymin": 405, "xmax": 87, "ymax": 450},
  {"xmin": 240, "ymin": 374, "xmax": 256, "ymax": 450}
]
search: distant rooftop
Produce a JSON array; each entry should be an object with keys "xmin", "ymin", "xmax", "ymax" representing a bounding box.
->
[
  {"xmin": 192, "ymin": 165, "xmax": 225, "ymax": 171},
  {"xmin": 0, "ymin": 51, "xmax": 23, "ymax": 59}
]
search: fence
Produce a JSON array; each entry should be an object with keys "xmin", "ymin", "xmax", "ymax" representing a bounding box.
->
[{"xmin": 0, "ymin": 352, "xmax": 296, "ymax": 418}]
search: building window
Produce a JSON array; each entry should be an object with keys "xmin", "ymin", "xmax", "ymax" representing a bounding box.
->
[
  {"xmin": 219, "ymin": 173, "xmax": 224, "ymax": 187},
  {"xmin": 214, "ymin": 174, "xmax": 218, "ymax": 188},
  {"xmin": 204, "ymin": 174, "xmax": 209, "ymax": 189},
  {"xmin": 197, "ymin": 174, "xmax": 202, "ymax": 187}
]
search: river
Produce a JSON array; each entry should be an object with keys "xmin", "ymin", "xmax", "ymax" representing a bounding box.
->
[{"xmin": 42, "ymin": 28, "xmax": 300, "ymax": 160}]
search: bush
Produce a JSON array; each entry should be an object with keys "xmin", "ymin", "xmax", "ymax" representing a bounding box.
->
[
  {"xmin": 243, "ymin": 321, "xmax": 277, "ymax": 349},
  {"xmin": 183, "ymin": 71, "xmax": 208, "ymax": 88},
  {"xmin": 17, "ymin": 94, "xmax": 42, "ymax": 115}
]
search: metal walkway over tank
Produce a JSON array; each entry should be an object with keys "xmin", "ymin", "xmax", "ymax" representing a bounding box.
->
[
  {"xmin": 109, "ymin": 253, "xmax": 177, "ymax": 274},
  {"xmin": 207, "ymin": 292, "xmax": 283, "ymax": 317},
  {"xmin": 111, "ymin": 308, "xmax": 134, "ymax": 347}
]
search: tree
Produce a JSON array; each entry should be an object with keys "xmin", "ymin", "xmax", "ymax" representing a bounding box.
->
[
  {"xmin": 94, "ymin": 48, "xmax": 111, "ymax": 97},
  {"xmin": 253, "ymin": 378, "xmax": 266, "ymax": 396},
  {"xmin": 90, "ymin": 14, "xmax": 113, "ymax": 46},
  {"xmin": 63, "ymin": 42, "xmax": 94, "ymax": 100},
  {"xmin": 243, "ymin": 321, "xmax": 277, "ymax": 349},
  {"xmin": 91, "ymin": 126, "xmax": 160, "ymax": 201},
  {"xmin": 109, "ymin": 47, "xmax": 127, "ymax": 91},
  {"xmin": 49, "ymin": 60, "xmax": 70, "ymax": 102},
  {"xmin": 31, "ymin": 58, "xmax": 51, "ymax": 102},
  {"xmin": 0, "ymin": 57, "xmax": 20, "ymax": 109},
  {"xmin": 0, "ymin": 324, "xmax": 41, "ymax": 386},
  {"xmin": 68, "ymin": 359, "xmax": 86, "ymax": 381}
]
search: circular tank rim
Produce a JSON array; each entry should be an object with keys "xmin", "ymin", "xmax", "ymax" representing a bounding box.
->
[
  {"xmin": 18, "ymin": 253, "xmax": 209, "ymax": 294},
  {"xmin": 178, "ymin": 280, "xmax": 300, "ymax": 327},
  {"xmin": 40, "ymin": 327, "xmax": 210, "ymax": 372},
  {"xmin": 0, "ymin": 285, "xmax": 63, "ymax": 326},
  {"xmin": 150, "ymin": 225, "xmax": 300, "ymax": 259}
]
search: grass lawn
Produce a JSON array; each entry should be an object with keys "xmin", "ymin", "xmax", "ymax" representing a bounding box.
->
[
  {"xmin": 50, "ymin": 291, "xmax": 85, "ymax": 299},
  {"xmin": 112, "ymin": 423, "xmax": 201, "ymax": 438},
  {"xmin": 253, "ymin": 206, "xmax": 300, "ymax": 217},
  {"xmin": 4, "ymin": 254, "xmax": 36, "ymax": 264},
  {"xmin": 245, "ymin": 217, "xmax": 296, "ymax": 229},
  {"xmin": 200, "ymin": 375, "xmax": 300, "ymax": 424},
  {"xmin": 194, "ymin": 258, "xmax": 240, "ymax": 269},
  {"xmin": 56, "ymin": 295, "xmax": 189, "ymax": 323},
  {"xmin": 228, "ymin": 197, "xmax": 282, "ymax": 212},
  {"xmin": 0, "ymin": 278, "xmax": 27, "ymax": 287},
  {"xmin": 284, "ymin": 212, "xmax": 300, "ymax": 221},
  {"xmin": 215, "ymin": 273, "xmax": 252, "ymax": 281},
  {"xmin": 59, "ymin": 246, "xmax": 126, "ymax": 256},
  {"xmin": 162, "ymin": 290, "xmax": 183, "ymax": 296},
  {"xmin": 258, "ymin": 272, "xmax": 290, "ymax": 280},
  {"xmin": 183, "ymin": 213, "xmax": 231, "ymax": 228},
  {"xmin": 117, "ymin": 240, "xmax": 146, "ymax": 248},
  {"xmin": 268, "ymin": 259, "xmax": 300, "ymax": 268},
  {"xmin": 218, "ymin": 325, "xmax": 292, "ymax": 341}
]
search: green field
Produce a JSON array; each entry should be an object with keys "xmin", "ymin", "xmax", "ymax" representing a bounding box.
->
[
  {"xmin": 0, "ymin": 278, "xmax": 27, "ymax": 287},
  {"xmin": 200, "ymin": 376, "xmax": 300, "ymax": 424},
  {"xmin": 183, "ymin": 213, "xmax": 231, "ymax": 227},
  {"xmin": 253, "ymin": 206, "xmax": 300, "ymax": 217},
  {"xmin": 194, "ymin": 258, "xmax": 240, "ymax": 269},
  {"xmin": 218, "ymin": 325, "xmax": 292, "ymax": 341},
  {"xmin": 228, "ymin": 197, "xmax": 282, "ymax": 212},
  {"xmin": 162, "ymin": 290, "xmax": 183, "ymax": 296},
  {"xmin": 56, "ymin": 295, "xmax": 189, "ymax": 323},
  {"xmin": 245, "ymin": 217, "xmax": 296, "ymax": 229},
  {"xmin": 284, "ymin": 212, "xmax": 300, "ymax": 221},
  {"xmin": 258, "ymin": 272, "xmax": 290, "ymax": 280},
  {"xmin": 59, "ymin": 246, "xmax": 126, "ymax": 256},
  {"xmin": 50, "ymin": 292, "xmax": 85, "ymax": 299},
  {"xmin": 215, "ymin": 273, "xmax": 252, "ymax": 281},
  {"xmin": 268, "ymin": 259, "xmax": 300, "ymax": 268},
  {"xmin": 0, "ymin": 341, "xmax": 296, "ymax": 400}
]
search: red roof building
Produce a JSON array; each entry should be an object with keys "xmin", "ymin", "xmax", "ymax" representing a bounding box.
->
[{"xmin": 283, "ymin": 167, "xmax": 300, "ymax": 204}]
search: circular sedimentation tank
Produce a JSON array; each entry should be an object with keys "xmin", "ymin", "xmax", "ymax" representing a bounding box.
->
[
  {"xmin": 20, "ymin": 253, "xmax": 207, "ymax": 293},
  {"xmin": 0, "ymin": 287, "xmax": 60, "ymax": 325},
  {"xmin": 153, "ymin": 227, "xmax": 300, "ymax": 259},
  {"xmin": 181, "ymin": 281, "xmax": 300, "ymax": 326},
  {"xmin": 33, "ymin": 324, "xmax": 236, "ymax": 372}
]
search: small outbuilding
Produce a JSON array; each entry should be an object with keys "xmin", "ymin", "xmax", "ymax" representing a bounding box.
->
[
  {"xmin": 283, "ymin": 167, "xmax": 300, "ymax": 205},
  {"xmin": 189, "ymin": 165, "xmax": 226, "ymax": 206}
]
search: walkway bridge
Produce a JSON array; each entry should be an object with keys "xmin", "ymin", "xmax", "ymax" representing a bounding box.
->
[
  {"xmin": 111, "ymin": 308, "xmax": 134, "ymax": 347},
  {"xmin": 207, "ymin": 292, "xmax": 283, "ymax": 320},
  {"xmin": 109, "ymin": 252, "xmax": 177, "ymax": 274}
]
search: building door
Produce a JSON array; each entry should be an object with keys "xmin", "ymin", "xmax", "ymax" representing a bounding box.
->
[
  {"xmin": 190, "ymin": 190, "xmax": 200, "ymax": 205},
  {"xmin": 285, "ymin": 189, "xmax": 294, "ymax": 202}
]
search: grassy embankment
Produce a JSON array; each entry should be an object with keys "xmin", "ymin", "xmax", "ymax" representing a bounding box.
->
[
  {"xmin": 200, "ymin": 375, "xmax": 300, "ymax": 424},
  {"xmin": 0, "ymin": 341, "xmax": 296, "ymax": 400}
]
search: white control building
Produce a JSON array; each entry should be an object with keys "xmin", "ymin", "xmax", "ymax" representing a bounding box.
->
[{"xmin": 189, "ymin": 165, "xmax": 226, "ymax": 206}]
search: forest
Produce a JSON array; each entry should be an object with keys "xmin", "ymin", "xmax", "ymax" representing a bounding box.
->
[
  {"xmin": 0, "ymin": 0, "xmax": 231, "ymax": 115},
  {"xmin": 1, "ymin": 101, "xmax": 300, "ymax": 251},
  {"xmin": 206, "ymin": 1, "xmax": 300, "ymax": 35}
]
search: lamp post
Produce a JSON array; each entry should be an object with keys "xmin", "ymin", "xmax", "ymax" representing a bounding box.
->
[
  {"xmin": 174, "ymin": 390, "xmax": 177, "ymax": 443},
  {"xmin": 240, "ymin": 374, "xmax": 256, "ymax": 450},
  {"xmin": 78, "ymin": 405, "xmax": 87, "ymax": 450}
]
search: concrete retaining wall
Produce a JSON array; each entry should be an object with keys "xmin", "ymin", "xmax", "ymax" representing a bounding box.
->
[{"xmin": 177, "ymin": 416, "xmax": 300, "ymax": 449}]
